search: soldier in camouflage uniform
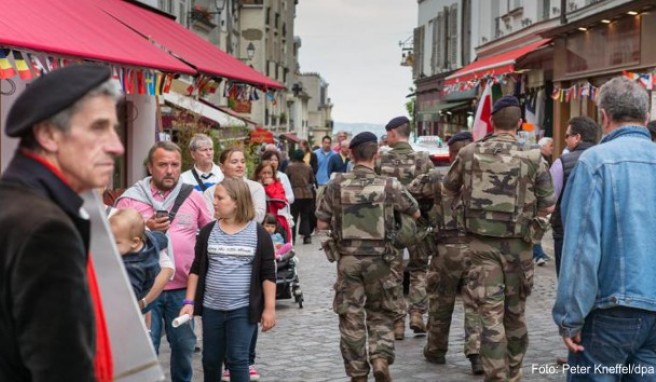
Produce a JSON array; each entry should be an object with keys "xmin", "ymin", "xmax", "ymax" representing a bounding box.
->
[
  {"xmin": 316, "ymin": 132, "xmax": 420, "ymax": 382},
  {"xmin": 375, "ymin": 116, "xmax": 434, "ymax": 340},
  {"xmin": 407, "ymin": 131, "xmax": 484, "ymax": 375},
  {"xmin": 442, "ymin": 96, "xmax": 555, "ymax": 382}
]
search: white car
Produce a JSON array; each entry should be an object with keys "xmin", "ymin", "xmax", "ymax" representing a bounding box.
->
[{"xmin": 410, "ymin": 136, "xmax": 450, "ymax": 165}]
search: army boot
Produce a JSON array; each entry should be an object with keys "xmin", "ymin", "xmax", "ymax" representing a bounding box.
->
[
  {"xmin": 468, "ymin": 354, "xmax": 484, "ymax": 375},
  {"xmin": 351, "ymin": 377, "xmax": 368, "ymax": 382},
  {"xmin": 372, "ymin": 358, "xmax": 392, "ymax": 382},
  {"xmin": 394, "ymin": 318, "xmax": 405, "ymax": 340},
  {"xmin": 409, "ymin": 312, "xmax": 426, "ymax": 333}
]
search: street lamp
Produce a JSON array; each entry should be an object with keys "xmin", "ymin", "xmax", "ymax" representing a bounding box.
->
[
  {"xmin": 246, "ymin": 42, "xmax": 255, "ymax": 61},
  {"xmin": 215, "ymin": 0, "xmax": 226, "ymax": 12}
]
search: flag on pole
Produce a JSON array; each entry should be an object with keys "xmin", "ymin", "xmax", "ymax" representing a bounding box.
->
[
  {"xmin": 0, "ymin": 49, "xmax": 16, "ymax": 79},
  {"xmin": 472, "ymin": 81, "xmax": 493, "ymax": 141}
]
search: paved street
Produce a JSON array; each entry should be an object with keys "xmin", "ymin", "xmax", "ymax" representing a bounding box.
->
[{"xmin": 159, "ymin": 233, "xmax": 567, "ymax": 381}]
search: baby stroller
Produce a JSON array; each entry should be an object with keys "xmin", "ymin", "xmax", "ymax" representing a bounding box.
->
[{"xmin": 267, "ymin": 198, "xmax": 304, "ymax": 308}]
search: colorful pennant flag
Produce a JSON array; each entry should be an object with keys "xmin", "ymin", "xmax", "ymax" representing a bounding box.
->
[
  {"xmin": 0, "ymin": 49, "xmax": 16, "ymax": 79},
  {"xmin": 12, "ymin": 51, "xmax": 32, "ymax": 80},
  {"xmin": 161, "ymin": 73, "xmax": 173, "ymax": 94},
  {"xmin": 27, "ymin": 53, "xmax": 45, "ymax": 77},
  {"xmin": 154, "ymin": 72, "xmax": 162, "ymax": 95}
]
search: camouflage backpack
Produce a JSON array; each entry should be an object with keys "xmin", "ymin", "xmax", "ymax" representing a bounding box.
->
[
  {"xmin": 378, "ymin": 150, "xmax": 431, "ymax": 186},
  {"xmin": 407, "ymin": 169, "xmax": 462, "ymax": 236},
  {"xmin": 462, "ymin": 136, "xmax": 542, "ymax": 238},
  {"xmin": 335, "ymin": 172, "xmax": 417, "ymax": 254}
]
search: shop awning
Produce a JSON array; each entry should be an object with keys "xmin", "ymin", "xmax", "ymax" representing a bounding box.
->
[
  {"xmin": 445, "ymin": 39, "xmax": 550, "ymax": 85},
  {"xmin": 250, "ymin": 127, "xmax": 274, "ymax": 144},
  {"xmin": 280, "ymin": 132, "xmax": 301, "ymax": 143},
  {"xmin": 214, "ymin": 104, "xmax": 260, "ymax": 128},
  {"xmin": 162, "ymin": 93, "xmax": 246, "ymax": 127},
  {"xmin": 98, "ymin": 0, "xmax": 285, "ymax": 89},
  {"xmin": 0, "ymin": 0, "xmax": 194, "ymax": 73}
]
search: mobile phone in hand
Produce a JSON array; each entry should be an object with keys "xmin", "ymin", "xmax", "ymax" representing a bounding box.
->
[{"xmin": 155, "ymin": 210, "xmax": 169, "ymax": 219}]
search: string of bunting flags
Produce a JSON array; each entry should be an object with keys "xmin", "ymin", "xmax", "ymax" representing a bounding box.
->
[
  {"xmin": 0, "ymin": 47, "xmax": 277, "ymax": 101},
  {"xmin": 442, "ymin": 73, "xmax": 516, "ymax": 95},
  {"xmin": 551, "ymin": 70, "xmax": 656, "ymax": 103}
]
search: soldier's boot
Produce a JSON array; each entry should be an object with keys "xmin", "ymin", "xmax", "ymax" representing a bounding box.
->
[
  {"xmin": 409, "ymin": 312, "xmax": 426, "ymax": 333},
  {"xmin": 372, "ymin": 358, "xmax": 392, "ymax": 382},
  {"xmin": 351, "ymin": 377, "xmax": 368, "ymax": 382},
  {"xmin": 394, "ymin": 318, "xmax": 405, "ymax": 340},
  {"xmin": 423, "ymin": 347, "xmax": 446, "ymax": 364},
  {"xmin": 468, "ymin": 354, "xmax": 484, "ymax": 375}
]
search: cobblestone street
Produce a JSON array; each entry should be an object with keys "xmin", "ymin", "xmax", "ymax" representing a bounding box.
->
[{"xmin": 159, "ymin": 233, "xmax": 567, "ymax": 381}]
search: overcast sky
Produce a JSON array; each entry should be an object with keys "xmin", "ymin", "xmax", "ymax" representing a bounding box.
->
[{"xmin": 295, "ymin": 1, "xmax": 416, "ymax": 125}]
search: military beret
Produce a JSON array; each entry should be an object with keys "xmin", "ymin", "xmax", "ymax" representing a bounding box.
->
[
  {"xmin": 349, "ymin": 131, "xmax": 378, "ymax": 149},
  {"xmin": 5, "ymin": 64, "xmax": 112, "ymax": 138},
  {"xmin": 447, "ymin": 131, "xmax": 473, "ymax": 146},
  {"xmin": 491, "ymin": 95, "xmax": 520, "ymax": 115},
  {"xmin": 385, "ymin": 116, "xmax": 409, "ymax": 131}
]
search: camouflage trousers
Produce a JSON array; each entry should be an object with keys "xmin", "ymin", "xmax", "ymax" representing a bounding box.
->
[
  {"xmin": 388, "ymin": 248, "xmax": 407, "ymax": 322},
  {"xmin": 333, "ymin": 254, "xmax": 398, "ymax": 378},
  {"xmin": 468, "ymin": 235, "xmax": 533, "ymax": 382},
  {"xmin": 405, "ymin": 239, "xmax": 431, "ymax": 315},
  {"xmin": 425, "ymin": 240, "xmax": 481, "ymax": 358}
]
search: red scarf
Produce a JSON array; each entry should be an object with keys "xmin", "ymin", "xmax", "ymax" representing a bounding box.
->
[{"xmin": 22, "ymin": 151, "xmax": 113, "ymax": 381}]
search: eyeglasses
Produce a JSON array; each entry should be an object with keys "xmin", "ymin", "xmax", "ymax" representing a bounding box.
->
[{"xmin": 195, "ymin": 147, "xmax": 213, "ymax": 153}]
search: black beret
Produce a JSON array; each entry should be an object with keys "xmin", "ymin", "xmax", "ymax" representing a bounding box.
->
[
  {"xmin": 385, "ymin": 116, "xmax": 409, "ymax": 131},
  {"xmin": 491, "ymin": 95, "xmax": 520, "ymax": 115},
  {"xmin": 447, "ymin": 131, "xmax": 473, "ymax": 146},
  {"xmin": 5, "ymin": 64, "xmax": 112, "ymax": 138},
  {"xmin": 349, "ymin": 131, "xmax": 378, "ymax": 149}
]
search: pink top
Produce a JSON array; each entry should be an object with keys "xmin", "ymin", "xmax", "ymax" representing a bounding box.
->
[{"xmin": 116, "ymin": 185, "xmax": 213, "ymax": 290}]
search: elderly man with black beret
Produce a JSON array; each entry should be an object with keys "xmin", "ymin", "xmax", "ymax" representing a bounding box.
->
[
  {"xmin": 0, "ymin": 64, "xmax": 124, "ymax": 381},
  {"xmin": 442, "ymin": 96, "xmax": 555, "ymax": 381},
  {"xmin": 316, "ymin": 131, "xmax": 419, "ymax": 382}
]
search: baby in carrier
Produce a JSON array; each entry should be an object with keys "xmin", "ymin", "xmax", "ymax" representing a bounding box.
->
[{"xmin": 109, "ymin": 208, "xmax": 167, "ymax": 310}]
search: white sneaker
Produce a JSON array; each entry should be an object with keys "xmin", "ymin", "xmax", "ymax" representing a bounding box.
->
[
  {"xmin": 249, "ymin": 365, "xmax": 261, "ymax": 381},
  {"xmin": 535, "ymin": 258, "xmax": 546, "ymax": 266}
]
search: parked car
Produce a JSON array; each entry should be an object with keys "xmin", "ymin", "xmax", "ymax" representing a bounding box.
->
[{"xmin": 410, "ymin": 135, "xmax": 450, "ymax": 166}]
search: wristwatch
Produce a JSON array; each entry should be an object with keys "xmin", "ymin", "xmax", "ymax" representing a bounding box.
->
[{"xmin": 140, "ymin": 298, "xmax": 148, "ymax": 309}]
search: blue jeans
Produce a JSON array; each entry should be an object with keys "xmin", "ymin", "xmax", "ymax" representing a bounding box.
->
[
  {"xmin": 202, "ymin": 306, "xmax": 256, "ymax": 382},
  {"xmin": 150, "ymin": 289, "xmax": 196, "ymax": 382},
  {"xmin": 567, "ymin": 307, "xmax": 656, "ymax": 382},
  {"xmin": 532, "ymin": 243, "xmax": 546, "ymax": 260}
]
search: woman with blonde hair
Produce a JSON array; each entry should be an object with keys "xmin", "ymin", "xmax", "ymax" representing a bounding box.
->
[{"xmin": 180, "ymin": 177, "xmax": 276, "ymax": 382}]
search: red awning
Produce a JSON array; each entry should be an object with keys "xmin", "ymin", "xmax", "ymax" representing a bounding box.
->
[
  {"xmin": 0, "ymin": 0, "xmax": 193, "ymax": 73},
  {"xmin": 280, "ymin": 132, "xmax": 301, "ymax": 143},
  {"xmin": 445, "ymin": 39, "xmax": 550, "ymax": 85},
  {"xmin": 98, "ymin": 0, "xmax": 284, "ymax": 90}
]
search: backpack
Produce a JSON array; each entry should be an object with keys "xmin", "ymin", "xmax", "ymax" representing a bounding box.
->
[
  {"xmin": 334, "ymin": 172, "xmax": 417, "ymax": 254},
  {"xmin": 463, "ymin": 137, "xmax": 542, "ymax": 238},
  {"xmin": 379, "ymin": 150, "xmax": 431, "ymax": 186}
]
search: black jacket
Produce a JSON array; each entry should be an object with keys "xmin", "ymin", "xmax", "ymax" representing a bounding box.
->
[
  {"xmin": 0, "ymin": 153, "xmax": 95, "ymax": 382},
  {"xmin": 190, "ymin": 220, "xmax": 276, "ymax": 324}
]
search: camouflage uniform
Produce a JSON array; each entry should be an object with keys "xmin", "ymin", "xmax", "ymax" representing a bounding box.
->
[
  {"xmin": 407, "ymin": 169, "xmax": 481, "ymax": 360},
  {"xmin": 375, "ymin": 142, "xmax": 434, "ymax": 322},
  {"xmin": 443, "ymin": 133, "xmax": 554, "ymax": 382},
  {"xmin": 316, "ymin": 165, "xmax": 418, "ymax": 378}
]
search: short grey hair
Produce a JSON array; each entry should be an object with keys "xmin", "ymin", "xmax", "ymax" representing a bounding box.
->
[
  {"xmin": 48, "ymin": 80, "xmax": 120, "ymax": 132},
  {"xmin": 538, "ymin": 137, "xmax": 552, "ymax": 147},
  {"xmin": 597, "ymin": 76, "xmax": 649, "ymax": 124},
  {"xmin": 189, "ymin": 133, "xmax": 213, "ymax": 151}
]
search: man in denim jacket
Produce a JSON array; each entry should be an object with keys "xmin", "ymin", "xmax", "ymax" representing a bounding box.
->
[{"xmin": 553, "ymin": 76, "xmax": 656, "ymax": 380}]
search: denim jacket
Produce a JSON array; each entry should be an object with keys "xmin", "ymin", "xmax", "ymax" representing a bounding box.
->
[{"xmin": 553, "ymin": 126, "xmax": 656, "ymax": 338}]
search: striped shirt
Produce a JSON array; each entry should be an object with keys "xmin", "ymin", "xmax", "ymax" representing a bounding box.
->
[{"xmin": 203, "ymin": 220, "xmax": 257, "ymax": 311}]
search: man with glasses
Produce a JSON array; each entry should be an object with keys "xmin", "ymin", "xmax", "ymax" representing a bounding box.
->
[
  {"xmin": 180, "ymin": 134, "xmax": 223, "ymax": 192},
  {"xmin": 548, "ymin": 117, "xmax": 600, "ymax": 277}
]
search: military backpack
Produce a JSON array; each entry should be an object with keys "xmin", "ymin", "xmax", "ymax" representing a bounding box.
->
[
  {"xmin": 461, "ymin": 136, "xmax": 543, "ymax": 239},
  {"xmin": 334, "ymin": 172, "xmax": 417, "ymax": 255},
  {"xmin": 378, "ymin": 150, "xmax": 431, "ymax": 186}
]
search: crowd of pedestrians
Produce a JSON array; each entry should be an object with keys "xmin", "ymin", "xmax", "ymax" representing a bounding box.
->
[{"xmin": 3, "ymin": 64, "xmax": 656, "ymax": 382}]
